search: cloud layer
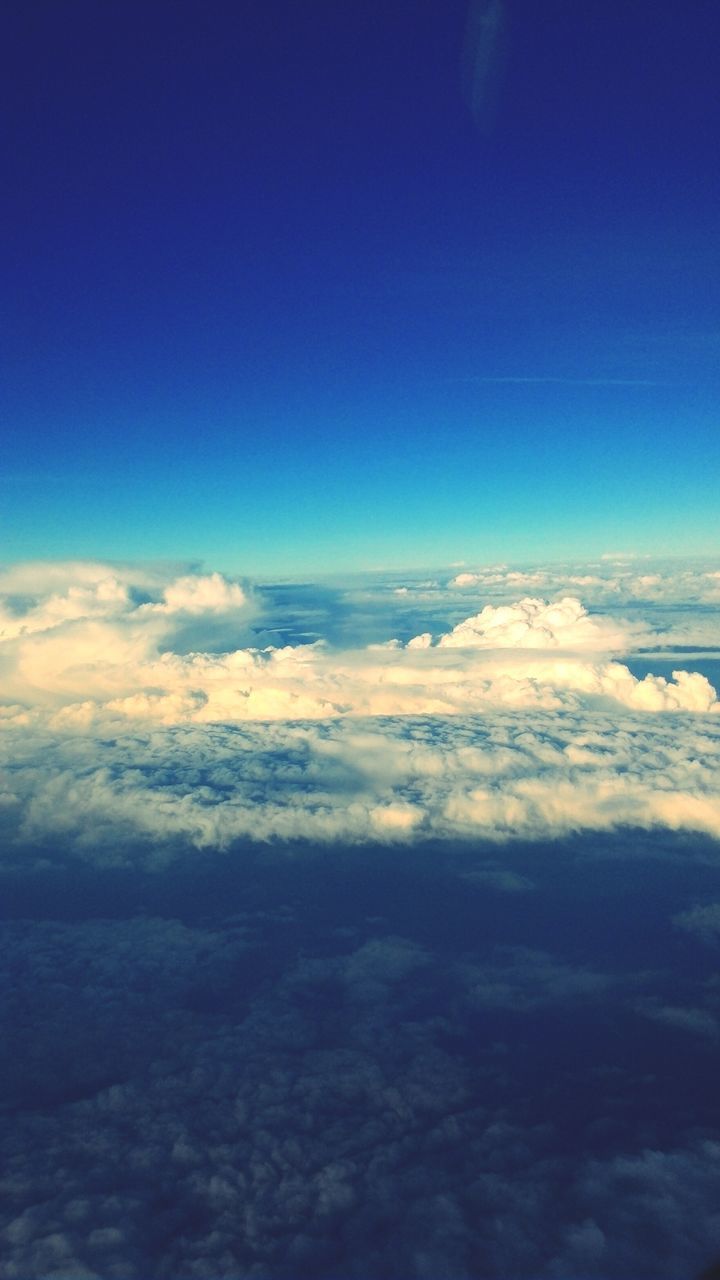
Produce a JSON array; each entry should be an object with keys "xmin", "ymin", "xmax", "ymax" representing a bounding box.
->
[
  {"xmin": 1, "ymin": 559, "xmax": 719, "ymax": 856},
  {"xmin": 2, "ymin": 708, "xmax": 719, "ymax": 861},
  {"xmin": 1, "ymin": 563, "xmax": 717, "ymax": 720},
  {"xmin": 3, "ymin": 841, "xmax": 720, "ymax": 1279},
  {"xmin": 3, "ymin": 560, "xmax": 720, "ymax": 1279}
]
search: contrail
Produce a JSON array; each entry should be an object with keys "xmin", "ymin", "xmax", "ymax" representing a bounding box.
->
[
  {"xmin": 448, "ymin": 375, "xmax": 670, "ymax": 387},
  {"xmin": 461, "ymin": 0, "xmax": 508, "ymax": 134}
]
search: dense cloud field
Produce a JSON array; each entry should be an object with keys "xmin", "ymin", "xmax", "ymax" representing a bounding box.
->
[{"xmin": 2, "ymin": 557, "xmax": 720, "ymax": 1277}]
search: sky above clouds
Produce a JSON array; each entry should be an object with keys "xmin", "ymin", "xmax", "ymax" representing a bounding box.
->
[{"xmin": 2, "ymin": 0, "xmax": 720, "ymax": 571}]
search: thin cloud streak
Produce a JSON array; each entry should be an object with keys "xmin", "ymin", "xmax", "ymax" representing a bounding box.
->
[{"xmin": 450, "ymin": 375, "xmax": 670, "ymax": 387}]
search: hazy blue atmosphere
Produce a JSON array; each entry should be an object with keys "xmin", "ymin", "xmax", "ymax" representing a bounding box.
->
[
  {"xmin": 2, "ymin": 0, "xmax": 719, "ymax": 570},
  {"xmin": 2, "ymin": 2, "xmax": 720, "ymax": 1278}
]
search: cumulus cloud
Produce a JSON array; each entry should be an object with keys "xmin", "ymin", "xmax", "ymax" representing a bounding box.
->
[
  {"xmin": 0, "ymin": 562, "xmax": 256, "ymax": 706},
  {"xmin": 1, "ymin": 560, "xmax": 719, "ymax": 855},
  {"xmin": 1, "ymin": 563, "xmax": 717, "ymax": 721},
  {"xmin": 432, "ymin": 596, "xmax": 639, "ymax": 651},
  {"xmin": 144, "ymin": 571, "xmax": 247, "ymax": 616},
  {"xmin": 0, "ymin": 561, "xmax": 249, "ymax": 641}
]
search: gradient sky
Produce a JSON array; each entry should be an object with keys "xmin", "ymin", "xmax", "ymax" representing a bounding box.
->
[{"xmin": 2, "ymin": 0, "xmax": 719, "ymax": 573}]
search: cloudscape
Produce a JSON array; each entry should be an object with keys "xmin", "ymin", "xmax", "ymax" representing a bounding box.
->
[
  {"xmin": 2, "ymin": 556, "xmax": 720, "ymax": 1279},
  {"xmin": 2, "ymin": 1, "xmax": 720, "ymax": 1278},
  {"xmin": 2, "ymin": 559, "xmax": 720, "ymax": 857}
]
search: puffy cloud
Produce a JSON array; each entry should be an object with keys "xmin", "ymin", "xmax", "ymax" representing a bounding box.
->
[
  {"xmin": 0, "ymin": 558, "xmax": 155, "ymax": 596},
  {"xmin": 433, "ymin": 596, "xmax": 640, "ymax": 651},
  {"xmin": 1, "ymin": 579, "xmax": 717, "ymax": 721},
  {"xmin": 145, "ymin": 571, "xmax": 247, "ymax": 616},
  {"xmin": 0, "ymin": 562, "xmax": 254, "ymax": 705},
  {"xmin": 389, "ymin": 566, "xmax": 720, "ymax": 655},
  {"xmin": 0, "ymin": 571, "xmax": 132, "ymax": 642},
  {"xmin": 0, "ymin": 561, "xmax": 249, "ymax": 641},
  {"xmin": 1, "ymin": 560, "xmax": 719, "ymax": 856}
]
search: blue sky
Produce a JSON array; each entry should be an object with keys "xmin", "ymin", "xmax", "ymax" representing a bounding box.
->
[{"xmin": 2, "ymin": 0, "xmax": 719, "ymax": 573}]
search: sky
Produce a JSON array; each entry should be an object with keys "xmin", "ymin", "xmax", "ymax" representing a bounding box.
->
[{"xmin": 2, "ymin": 0, "xmax": 719, "ymax": 572}]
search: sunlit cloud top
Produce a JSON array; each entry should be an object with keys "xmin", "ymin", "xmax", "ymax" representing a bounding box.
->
[{"xmin": 1, "ymin": 557, "xmax": 719, "ymax": 860}]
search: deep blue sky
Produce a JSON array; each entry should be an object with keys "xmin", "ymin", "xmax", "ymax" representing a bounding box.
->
[{"xmin": 2, "ymin": 0, "xmax": 719, "ymax": 572}]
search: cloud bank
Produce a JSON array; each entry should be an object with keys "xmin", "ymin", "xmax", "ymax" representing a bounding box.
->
[
  {"xmin": 449, "ymin": 560, "xmax": 720, "ymax": 606},
  {"xmin": 3, "ymin": 560, "xmax": 720, "ymax": 1280},
  {"xmin": 3, "ymin": 852, "xmax": 720, "ymax": 1280},
  {"xmin": 2, "ymin": 711, "xmax": 718, "ymax": 860},
  {"xmin": 1, "ymin": 559, "xmax": 719, "ymax": 857},
  {"xmin": 0, "ymin": 564, "xmax": 716, "ymax": 719}
]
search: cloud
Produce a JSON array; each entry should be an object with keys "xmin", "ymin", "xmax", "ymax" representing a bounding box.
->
[
  {"xmin": 1, "ymin": 560, "xmax": 719, "ymax": 857},
  {"xmin": 1, "ymin": 710, "xmax": 719, "ymax": 860},
  {"xmin": 460, "ymin": 866, "xmax": 535, "ymax": 893},
  {"xmin": 4, "ymin": 566, "xmax": 720, "ymax": 1279},
  {"xmin": 143, "ymin": 571, "xmax": 247, "ymax": 616},
  {"xmin": 0, "ymin": 562, "xmax": 249, "ymax": 639},
  {"xmin": 564, "ymin": 1143, "xmax": 720, "ymax": 1279},
  {"xmin": 637, "ymin": 1000, "xmax": 719, "ymax": 1040},
  {"xmin": 432, "ymin": 596, "xmax": 638, "ymax": 651},
  {"xmin": 2, "ymin": 886, "xmax": 720, "ymax": 1280},
  {"xmin": 448, "ymin": 563, "xmax": 720, "ymax": 609},
  {"xmin": 463, "ymin": 946, "xmax": 611, "ymax": 1011},
  {"xmin": 674, "ymin": 902, "xmax": 720, "ymax": 946},
  {"xmin": 1, "ymin": 567, "xmax": 717, "ymax": 720},
  {"xmin": 0, "ymin": 562, "xmax": 255, "ymax": 705}
]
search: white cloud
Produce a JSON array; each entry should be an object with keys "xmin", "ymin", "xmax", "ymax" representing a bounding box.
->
[
  {"xmin": 1, "ymin": 709, "xmax": 719, "ymax": 859},
  {"xmin": 0, "ymin": 559, "xmax": 156, "ymax": 596},
  {"xmin": 1, "ymin": 560, "xmax": 719, "ymax": 855},
  {"xmin": 144, "ymin": 571, "xmax": 247, "ymax": 615},
  {"xmin": 448, "ymin": 562, "xmax": 720, "ymax": 610},
  {"xmin": 0, "ymin": 561, "xmax": 249, "ymax": 640},
  {"xmin": 4, "ymin": 566, "xmax": 716, "ymax": 720},
  {"xmin": 433, "ymin": 596, "xmax": 637, "ymax": 651}
]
